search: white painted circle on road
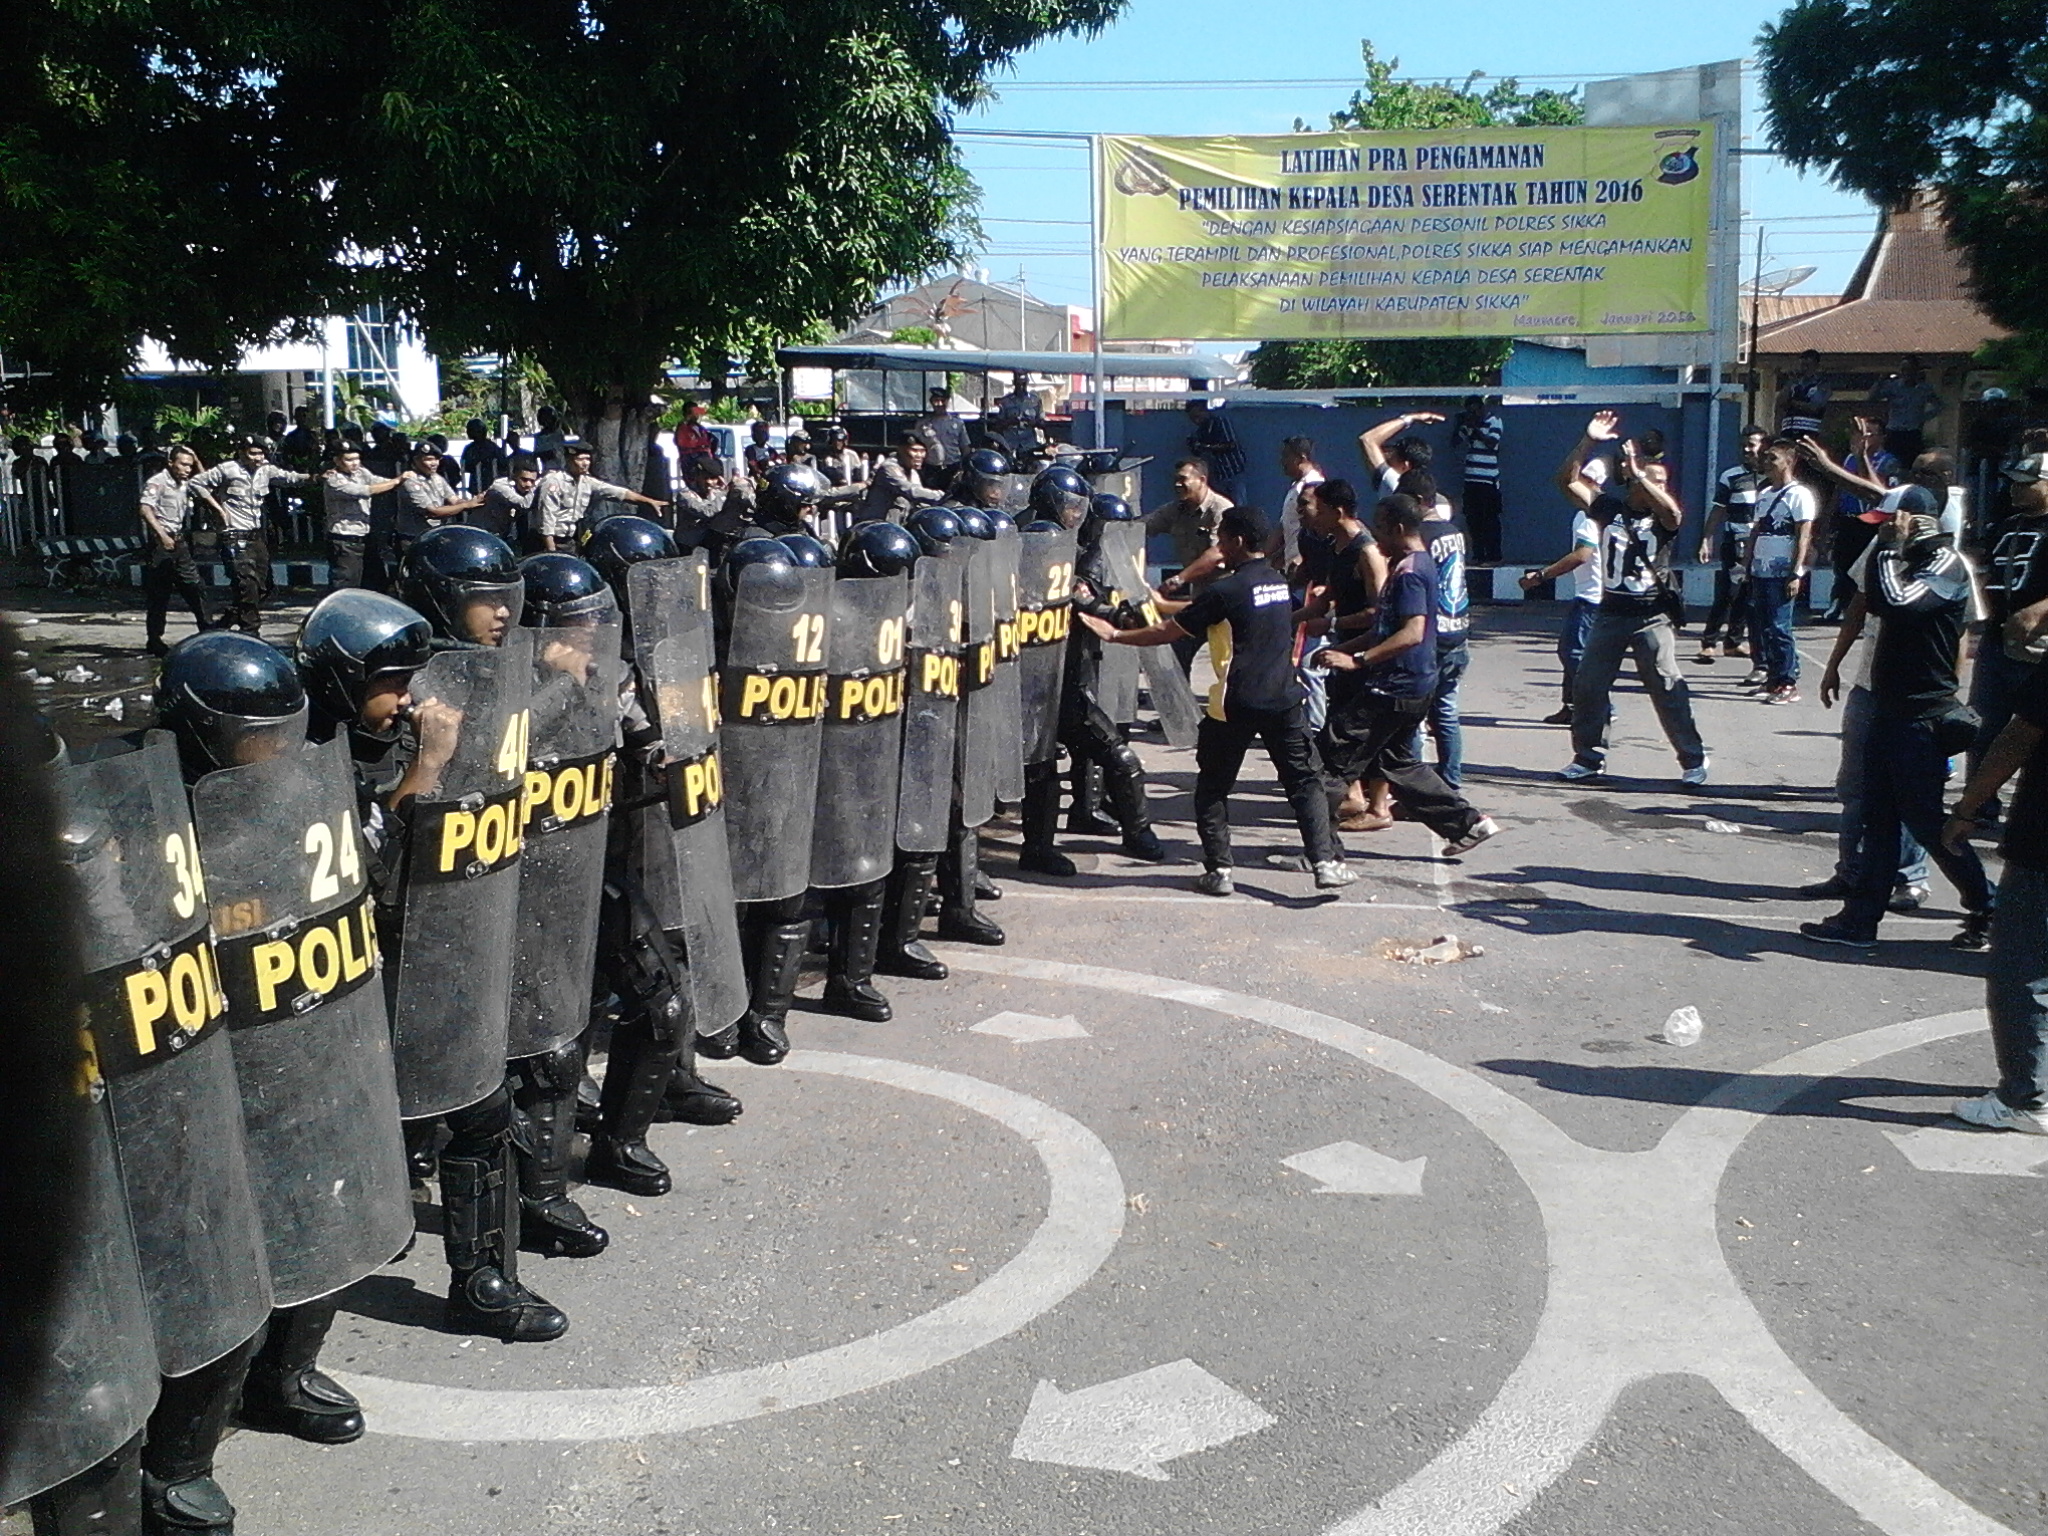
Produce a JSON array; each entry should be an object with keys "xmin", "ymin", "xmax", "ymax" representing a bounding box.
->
[{"xmin": 336, "ymin": 1049, "xmax": 1126, "ymax": 1442}]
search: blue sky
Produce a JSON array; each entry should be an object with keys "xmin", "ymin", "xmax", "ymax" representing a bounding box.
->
[{"xmin": 953, "ymin": 0, "xmax": 1877, "ymax": 317}]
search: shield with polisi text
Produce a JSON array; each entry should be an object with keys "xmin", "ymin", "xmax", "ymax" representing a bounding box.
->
[
  {"xmin": 1016, "ymin": 525, "xmax": 1078, "ymax": 764},
  {"xmin": 810, "ymin": 572, "xmax": 909, "ymax": 890},
  {"xmin": 719, "ymin": 563, "xmax": 832, "ymax": 904},
  {"xmin": 627, "ymin": 555, "xmax": 748, "ymax": 1037},
  {"xmin": 1099, "ymin": 521, "xmax": 1201, "ymax": 748},
  {"xmin": 896, "ymin": 544, "xmax": 965, "ymax": 854},
  {"xmin": 507, "ymin": 612, "xmax": 622, "ymax": 1058},
  {"xmin": 193, "ymin": 735, "xmax": 412, "ymax": 1307},
  {"xmin": 956, "ymin": 532, "xmax": 1000, "ymax": 830},
  {"xmin": 67, "ymin": 731, "xmax": 273, "ymax": 1377},
  {"xmin": 989, "ymin": 519, "xmax": 1027, "ymax": 800},
  {"xmin": 386, "ymin": 629, "xmax": 535, "ymax": 1119}
]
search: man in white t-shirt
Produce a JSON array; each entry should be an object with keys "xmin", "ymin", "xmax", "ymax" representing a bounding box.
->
[
  {"xmin": 1272, "ymin": 435, "xmax": 1324, "ymax": 581},
  {"xmin": 1744, "ymin": 438, "xmax": 1819, "ymax": 703},
  {"xmin": 1520, "ymin": 458, "xmax": 1606, "ymax": 725}
]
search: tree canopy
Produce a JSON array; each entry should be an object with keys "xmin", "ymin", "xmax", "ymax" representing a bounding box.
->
[
  {"xmin": 0, "ymin": 0, "xmax": 1123, "ymax": 467},
  {"xmin": 1249, "ymin": 43, "xmax": 1581, "ymax": 392},
  {"xmin": 1759, "ymin": 0, "xmax": 2048, "ymax": 363}
]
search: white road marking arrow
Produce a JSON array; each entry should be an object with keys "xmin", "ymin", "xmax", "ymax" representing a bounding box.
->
[
  {"xmin": 971, "ymin": 1010, "xmax": 1090, "ymax": 1043},
  {"xmin": 1009, "ymin": 1359, "xmax": 1273, "ymax": 1481},
  {"xmin": 1881, "ymin": 1126, "xmax": 2048, "ymax": 1178},
  {"xmin": 1282, "ymin": 1140, "xmax": 1427, "ymax": 1196}
]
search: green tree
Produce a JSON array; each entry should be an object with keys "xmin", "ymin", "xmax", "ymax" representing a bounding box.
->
[
  {"xmin": 0, "ymin": 0, "xmax": 1123, "ymax": 482},
  {"xmin": 1250, "ymin": 42, "xmax": 1580, "ymax": 391},
  {"xmin": 1758, "ymin": 0, "xmax": 2048, "ymax": 378}
]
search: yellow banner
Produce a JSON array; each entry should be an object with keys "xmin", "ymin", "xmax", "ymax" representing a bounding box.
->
[{"xmin": 1099, "ymin": 124, "xmax": 1714, "ymax": 342}]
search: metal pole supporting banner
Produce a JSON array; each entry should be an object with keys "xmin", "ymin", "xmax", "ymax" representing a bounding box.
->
[{"xmin": 1090, "ymin": 134, "xmax": 1108, "ymax": 452}]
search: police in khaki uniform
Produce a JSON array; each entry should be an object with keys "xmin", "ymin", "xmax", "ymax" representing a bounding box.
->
[
  {"xmin": 190, "ymin": 438, "xmax": 315, "ymax": 635},
  {"xmin": 139, "ymin": 444, "xmax": 218, "ymax": 655}
]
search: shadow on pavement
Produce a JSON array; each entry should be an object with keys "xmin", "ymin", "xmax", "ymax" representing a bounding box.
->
[{"xmin": 1480, "ymin": 1058, "xmax": 1972, "ymax": 1128}]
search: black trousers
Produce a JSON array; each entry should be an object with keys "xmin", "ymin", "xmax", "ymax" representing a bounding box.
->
[
  {"xmin": 1193, "ymin": 704, "xmax": 1338, "ymax": 870},
  {"xmin": 1058, "ymin": 692, "xmax": 1151, "ymax": 831},
  {"xmin": 219, "ymin": 532, "xmax": 270, "ymax": 629},
  {"xmin": 144, "ymin": 536, "xmax": 210, "ymax": 642},
  {"xmin": 329, "ymin": 534, "xmax": 367, "ymax": 590},
  {"xmin": 1700, "ymin": 526, "xmax": 1751, "ymax": 644},
  {"xmin": 1463, "ymin": 480, "xmax": 1504, "ymax": 564},
  {"xmin": 1319, "ymin": 680, "xmax": 1482, "ymax": 842}
]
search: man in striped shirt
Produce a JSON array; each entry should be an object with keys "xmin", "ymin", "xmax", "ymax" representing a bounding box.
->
[{"xmin": 1454, "ymin": 395, "xmax": 1505, "ymax": 564}]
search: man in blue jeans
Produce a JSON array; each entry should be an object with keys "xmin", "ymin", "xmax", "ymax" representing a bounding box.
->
[
  {"xmin": 1744, "ymin": 438, "xmax": 1819, "ymax": 704},
  {"xmin": 1801, "ymin": 506, "xmax": 1990, "ymax": 950},
  {"xmin": 1942, "ymin": 661, "xmax": 2048, "ymax": 1134}
]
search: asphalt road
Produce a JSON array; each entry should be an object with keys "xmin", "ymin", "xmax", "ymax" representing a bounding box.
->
[{"xmin": 12, "ymin": 589, "xmax": 2044, "ymax": 1536}]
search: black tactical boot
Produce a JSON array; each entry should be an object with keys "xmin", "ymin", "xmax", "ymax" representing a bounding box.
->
[
  {"xmin": 1017, "ymin": 765, "xmax": 1077, "ymax": 877},
  {"xmin": 1066, "ymin": 759, "xmax": 1118, "ymax": 834},
  {"xmin": 937, "ymin": 827, "xmax": 1005, "ymax": 946},
  {"xmin": 31, "ymin": 1433, "xmax": 143, "ymax": 1536},
  {"xmin": 509, "ymin": 1046, "xmax": 608, "ymax": 1258},
  {"xmin": 584, "ymin": 1019, "xmax": 677, "ymax": 1197},
  {"xmin": 441, "ymin": 1148, "xmax": 569, "ymax": 1343},
  {"xmin": 739, "ymin": 916, "xmax": 808, "ymax": 1065},
  {"xmin": 239, "ymin": 1297, "xmax": 363, "ymax": 1445},
  {"xmin": 663, "ymin": 1058, "xmax": 744, "ymax": 1124},
  {"xmin": 822, "ymin": 881, "xmax": 893, "ymax": 1021},
  {"xmin": 1103, "ymin": 746, "xmax": 1166, "ymax": 862},
  {"xmin": 140, "ymin": 1333, "xmax": 261, "ymax": 1535},
  {"xmin": 877, "ymin": 854, "xmax": 947, "ymax": 981}
]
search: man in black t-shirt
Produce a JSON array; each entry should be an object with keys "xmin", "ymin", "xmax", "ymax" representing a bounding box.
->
[
  {"xmin": 1315, "ymin": 495, "xmax": 1497, "ymax": 854},
  {"xmin": 1942, "ymin": 660, "xmax": 2048, "ymax": 1134},
  {"xmin": 1804, "ymin": 508, "xmax": 1990, "ymax": 949},
  {"xmin": 1081, "ymin": 506, "xmax": 1351, "ymax": 895},
  {"xmin": 1555, "ymin": 412, "xmax": 1710, "ymax": 785}
]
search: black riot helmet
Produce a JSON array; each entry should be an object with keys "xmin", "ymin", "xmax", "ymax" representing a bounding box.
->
[
  {"xmin": 1028, "ymin": 464, "xmax": 1091, "ymax": 528},
  {"xmin": 954, "ymin": 505, "xmax": 998, "ymax": 541},
  {"xmin": 1021, "ymin": 519, "xmax": 1063, "ymax": 536},
  {"xmin": 519, "ymin": 553, "xmax": 616, "ymax": 627},
  {"xmin": 840, "ymin": 520, "xmax": 921, "ymax": 579},
  {"xmin": 297, "ymin": 589, "xmax": 434, "ymax": 732},
  {"xmin": 580, "ymin": 515, "xmax": 678, "ymax": 606},
  {"xmin": 953, "ymin": 446, "xmax": 1011, "ymax": 507},
  {"xmin": 398, "ymin": 524, "xmax": 524, "ymax": 645},
  {"xmin": 154, "ymin": 630, "xmax": 308, "ymax": 780},
  {"xmin": 777, "ymin": 532, "xmax": 833, "ymax": 568},
  {"xmin": 964, "ymin": 447, "xmax": 1010, "ymax": 480},
  {"xmin": 721, "ymin": 535, "xmax": 798, "ymax": 599},
  {"xmin": 905, "ymin": 505, "xmax": 963, "ymax": 555},
  {"xmin": 759, "ymin": 462, "xmax": 826, "ymax": 523},
  {"xmin": 1082, "ymin": 490, "xmax": 1136, "ymax": 548}
]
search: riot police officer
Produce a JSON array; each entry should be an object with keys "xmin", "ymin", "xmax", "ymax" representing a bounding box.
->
[
  {"xmin": 948, "ymin": 447, "xmax": 1012, "ymax": 514},
  {"xmin": 576, "ymin": 518, "xmax": 743, "ymax": 1198},
  {"xmin": 935, "ymin": 506, "xmax": 1006, "ymax": 946},
  {"xmin": 809, "ymin": 522, "xmax": 917, "ymax": 1019},
  {"xmin": 155, "ymin": 634, "xmax": 416, "ymax": 1468},
  {"xmin": 1020, "ymin": 485, "xmax": 1167, "ymax": 873},
  {"xmin": 300, "ymin": 581, "xmax": 571, "ymax": 1341}
]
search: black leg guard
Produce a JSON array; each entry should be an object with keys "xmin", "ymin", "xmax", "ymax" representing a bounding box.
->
[
  {"xmin": 822, "ymin": 879, "xmax": 893, "ymax": 1021},
  {"xmin": 140, "ymin": 1333, "xmax": 261, "ymax": 1535},
  {"xmin": 738, "ymin": 897, "xmax": 808, "ymax": 1065},
  {"xmin": 1017, "ymin": 762, "xmax": 1077, "ymax": 876},
  {"xmin": 877, "ymin": 853, "xmax": 947, "ymax": 981},
  {"xmin": 439, "ymin": 1091, "xmax": 569, "ymax": 1343},
  {"xmin": 1099, "ymin": 729, "xmax": 1165, "ymax": 861},
  {"xmin": 1066, "ymin": 757, "xmax": 1117, "ymax": 834},
  {"xmin": 30, "ymin": 1433, "xmax": 142, "ymax": 1536},
  {"xmin": 508, "ymin": 1046, "xmax": 608, "ymax": 1258},
  {"xmin": 584, "ymin": 1017, "xmax": 679, "ymax": 1197},
  {"xmin": 937, "ymin": 825, "xmax": 1004, "ymax": 945},
  {"xmin": 663, "ymin": 1025, "xmax": 743, "ymax": 1125},
  {"xmin": 238, "ymin": 1297, "xmax": 363, "ymax": 1445}
]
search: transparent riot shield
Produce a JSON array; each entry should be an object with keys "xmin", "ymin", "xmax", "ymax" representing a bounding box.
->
[
  {"xmin": 193, "ymin": 735, "xmax": 411, "ymax": 1307},
  {"xmin": 996, "ymin": 473, "xmax": 1033, "ymax": 515},
  {"xmin": 67, "ymin": 732, "xmax": 273, "ymax": 1377},
  {"xmin": 718, "ymin": 563, "xmax": 833, "ymax": 904},
  {"xmin": 1099, "ymin": 522, "xmax": 1201, "ymax": 748},
  {"xmin": 810, "ymin": 572, "xmax": 909, "ymax": 890},
  {"xmin": 1092, "ymin": 525, "xmax": 1144, "ymax": 725},
  {"xmin": 956, "ymin": 534, "xmax": 1000, "ymax": 831},
  {"xmin": 1016, "ymin": 525, "xmax": 1078, "ymax": 765},
  {"xmin": 628, "ymin": 556, "xmax": 749, "ymax": 1036},
  {"xmin": 506, "ymin": 612, "xmax": 622, "ymax": 1059},
  {"xmin": 386, "ymin": 630, "xmax": 535, "ymax": 1119},
  {"xmin": 989, "ymin": 520, "xmax": 1027, "ymax": 800},
  {"xmin": 896, "ymin": 544, "xmax": 965, "ymax": 855}
]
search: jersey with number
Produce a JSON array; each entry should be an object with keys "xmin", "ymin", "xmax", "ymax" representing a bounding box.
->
[{"xmin": 1589, "ymin": 491, "xmax": 1666, "ymax": 616}]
